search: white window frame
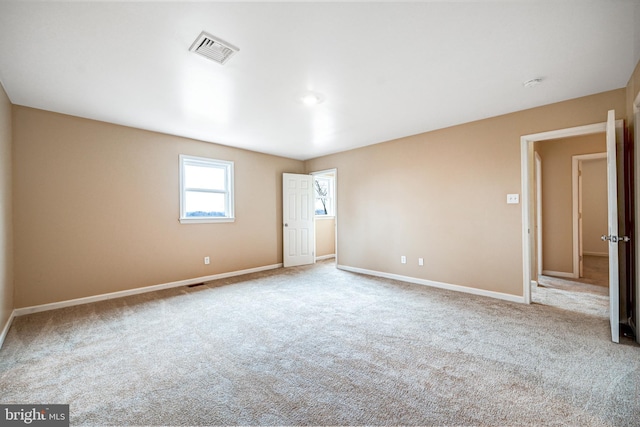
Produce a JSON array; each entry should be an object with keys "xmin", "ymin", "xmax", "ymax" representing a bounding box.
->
[
  {"xmin": 179, "ymin": 155, "xmax": 234, "ymax": 224},
  {"xmin": 313, "ymin": 173, "xmax": 335, "ymax": 218}
]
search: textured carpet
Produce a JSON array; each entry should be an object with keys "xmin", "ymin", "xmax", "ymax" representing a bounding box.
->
[
  {"xmin": 532, "ymin": 282, "xmax": 609, "ymax": 318},
  {"xmin": 1, "ymin": 260, "xmax": 639, "ymax": 426},
  {"xmin": 535, "ymin": 255, "xmax": 609, "ymax": 318}
]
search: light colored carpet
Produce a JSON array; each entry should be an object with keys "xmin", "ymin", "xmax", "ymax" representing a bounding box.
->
[
  {"xmin": 1, "ymin": 260, "xmax": 639, "ymax": 426},
  {"xmin": 535, "ymin": 255, "xmax": 609, "ymax": 318},
  {"xmin": 532, "ymin": 283, "xmax": 609, "ymax": 318}
]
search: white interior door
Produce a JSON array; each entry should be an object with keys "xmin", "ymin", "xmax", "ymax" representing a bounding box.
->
[
  {"xmin": 605, "ymin": 109, "xmax": 620, "ymax": 343},
  {"xmin": 578, "ymin": 160, "xmax": 584, "ymax": 278},
  {"xmin": 283, "ymin": 173, "xmax": 315, "ymax": 267}
]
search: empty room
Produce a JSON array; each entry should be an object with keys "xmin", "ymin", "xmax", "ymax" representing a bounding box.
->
[{"xmin": 1, "ymin": 1, "xmax": 640, "ymax": 426}]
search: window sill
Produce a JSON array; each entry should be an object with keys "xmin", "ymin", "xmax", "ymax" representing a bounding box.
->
[{"xmin": 180, "ymin": 217, "xmax": 235, "ymax": 224}]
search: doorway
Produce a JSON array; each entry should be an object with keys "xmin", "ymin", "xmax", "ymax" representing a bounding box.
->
[
  {"xmin": 282, "ymin": 170, "xmax": 338, "ymax": 268},
  {"xmin": 521, "ymin": 112, "xmax": 624, "ymax": 343},
  {"xmin": 572, "ymin": 153, "xmax": 608, "ymax": 283},
  {"xmin": 311, "ymin": 169, "xmax": 337, "ymax": 264},
  {"xmin": 533, "ymin": 141, "xmax": 609, "ymax": 315}
]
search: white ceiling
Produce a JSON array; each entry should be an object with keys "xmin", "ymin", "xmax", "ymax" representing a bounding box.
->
[{"xmin": 0, "ymin": 1, "xmax": 638, "ymax": 160}]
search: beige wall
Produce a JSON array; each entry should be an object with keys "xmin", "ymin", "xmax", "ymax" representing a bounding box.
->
[
  {"xmin": 315, "ymin": 218, "xmax": 335, "ymax": 257},
  {"xmin": 13, "ymin": 107, "xmax": 304, "ymax": 307},
  {"xmin": 535, "ymin": 134, "xmax": 606, "ymax": 273},
  {"xmin": 5, "ymin": 73, "xmax": 636, "ymax": 307},
  {"xmin": 0, "ymin": 82, "xmax": 13, "ymax": 330},
  {"xmin": 582, "ymin": 159, "xmax": 608, "ymax": 256},
  {"xmin": 305, "ymin": 89, "xmax": 626, "ymax": 297}
]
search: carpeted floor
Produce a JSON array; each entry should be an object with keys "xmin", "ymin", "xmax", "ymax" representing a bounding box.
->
[
  {"xmin": 534, "ymin": 255, "xmax": 609, "ymax": 318},
  {"xmin": 1, "ymin": 260, "xmax": 639, "ymax": 426}
]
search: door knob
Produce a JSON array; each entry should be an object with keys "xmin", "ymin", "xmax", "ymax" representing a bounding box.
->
[{"xmin": 284, "ymin": 223, "xmax": 288, "ymax": 227}]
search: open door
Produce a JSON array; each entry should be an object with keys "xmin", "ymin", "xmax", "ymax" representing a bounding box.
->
[
  {"xmin": 578, "ymin": 160, "xmax": 584, "ymax": 278},
  {"xmin": 283, "ymin": 173, "xmax": 315, "ymax": 267},
  {"xmin": 603, "ymin": 110, "xmax": 622, "ymax": 343},
  {"xmin": 522, "ymin": 115, "xmax": 626, "ymax": 321}
]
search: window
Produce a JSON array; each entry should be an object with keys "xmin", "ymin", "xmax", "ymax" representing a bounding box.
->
[
  {"xmin": 314, "ymin": 174, "xmax": 335, "ymax": 216},
  {"xmin": 179, "ymin": 155, "xmax": 234, "ymax": 223}
]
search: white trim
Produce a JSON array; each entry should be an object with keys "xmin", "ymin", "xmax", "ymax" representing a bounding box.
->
[
  {"xmin": 334, "ymin": 169, "xmax": 338, "ymax": 264},
  {"xmin": 521, "ymin": 131, "xmax": 534, "ymax": 304},
  {"xmin": 572, "ymin": 152, "xmax": 606, "ymax": 279},
  {"xmin": 314, "ymin": 216, "xmax": 335, "ymax": 221},
  {"xmin": 337, "ymin": 265, "xmax": 524, "ymax": 304},
  {"xmin": 0, "ymin": 310, "xmax": 16, "ymax": 350},
  {"xmin": 522, "ymin": 122, "xmax": 607, "ymax": 142},
  {"xmin": 521, "ymin": 120, "xmax": 622, "ymax": 306},
  {"xmin": 310, "ymin": 168, "xmax": 337, "ymax": 176},
  {"xmin": 535, "ymin": 152, "xmax": 543, "ymax": 277},
  {"xmin": 179, "ymin": 217, "xmax": 235, "ymax": 224},
  {"xmin": 13, "ymin": 263, "xmax": 282, "ymax": 317},
  {"xmin": 583, "ymin": 251, "xmax": 608, "ymax": 257},
  {"xmin": 311, "ymin": 168, "xmax": 338, "ymax": 265},
  {"xmin": 541, "ymin": 270, "xmax": 575, "ymax": 279},
  {"xmin": 179, "ymin": 154, "xmax": 235, "ymax": 223},
  {"xmin": 316, "ymin": 254, "xmax": 336, "ymax": 261}
]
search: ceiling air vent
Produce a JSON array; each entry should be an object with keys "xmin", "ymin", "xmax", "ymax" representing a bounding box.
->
[{"xmin": 189, "ymin": 31, "xmax": 239, "ymax": 65}]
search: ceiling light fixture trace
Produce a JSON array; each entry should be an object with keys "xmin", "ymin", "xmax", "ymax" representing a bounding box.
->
[
  {"xmin": 523, "ymin": 78, "xmax": 543, "ymax": 88},
  {"xmin": 301, "ymin": 92, "xmax": 325, "ymax": 106}
]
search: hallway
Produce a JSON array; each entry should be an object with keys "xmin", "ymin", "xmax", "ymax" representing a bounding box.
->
[{"xmin": 533, "ymin": 255, "xmax": 609, "ymax": 318}]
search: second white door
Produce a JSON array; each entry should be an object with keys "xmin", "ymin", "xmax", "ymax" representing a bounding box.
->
[{"xmin": 283, "ymin": 173, "xmax": 315, "ymax": 267}]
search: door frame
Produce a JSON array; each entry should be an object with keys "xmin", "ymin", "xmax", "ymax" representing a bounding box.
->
[
  {"xmin": 310, "ymin": 168, "xmax": 338, "ymax": 264},
  {"xmin": 535, "ymin": 152, "xmax": 543, "ymax": 279},
  {"xmin": 521, "ymin": 120, "xmax": 623, "ymax": 304},
  {"xmin": 572, "ymin": 152, "xmax": 607, "ymax": 279},
  {"xmin": 634, "ymin": 91, "xmax": 640, "ymax": 344}
]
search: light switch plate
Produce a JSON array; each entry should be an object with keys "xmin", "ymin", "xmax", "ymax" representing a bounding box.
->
[{"xmin": 507, "ymin": 194, "xmax": 519, "ymax": 204}]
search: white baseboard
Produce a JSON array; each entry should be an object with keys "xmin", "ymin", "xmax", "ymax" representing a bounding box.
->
[
  {"xmin": 316, "ymin": 254, "xmax": 336, "ymax": 261},
  {"xmin": 337, "ymin": 265, "xmax": 525, "ymax": 304},
  {"xmin": 542, "ymin": 270, "xmax": 577, "ymax": 279},
  {"xmin": 14, "ymin": 263, "xmax": 283, "ymax": 317},
  {"xmin": 0, "ymin": 309, "xmax": 16, "ymax": 350},
  {"xmin": 583, "ymin": 252, "xmax": 608, "ymax": 257}
]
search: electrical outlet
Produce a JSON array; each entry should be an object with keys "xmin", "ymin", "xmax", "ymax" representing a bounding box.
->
[
  {"xmin": 401, "ymin": 256, "xmax": 407, "ymax": 264},
  {"xmin": 507, "ymin": 194, "xmax": 519, "ymax": 204},
  {"xmin": 204, "ymin": 256, "xmax": 210, "ymax": 265},
  {"xmin": 419, "ymin": 258, "xmax": 424, "ymax": 266}
]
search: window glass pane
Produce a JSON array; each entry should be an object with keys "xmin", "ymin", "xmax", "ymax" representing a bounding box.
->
[
  {"xmin": 315, "ymin": 198, "xmax": 329, "ymax": 215},
  {"xmin": 314, "ymin": 175, "xmax": 333, "ymax": 215},
  {"xmin": 185, "ymin": 191, "xmax": 226, "ymax": 217},
  {"xmin": 315, "ymin": 179, "xmax": 329, "ymax": 195},
  {"xmin": 184, "ymin": 164, "xmax": 225, "ymax": 191}
]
